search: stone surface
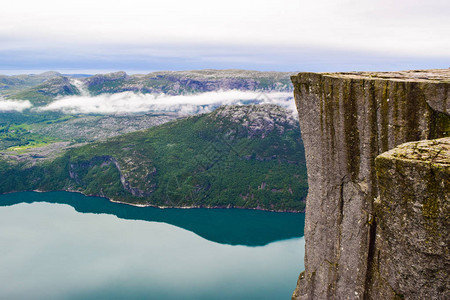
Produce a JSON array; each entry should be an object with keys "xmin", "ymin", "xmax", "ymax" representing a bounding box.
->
[
  {"xmin": 291, "ymin": 69, "xmax": 449, "ymax": 299},
  {"xmin": 212, "ymin": 104, "xmax": 298, "ymax": 138},
  {"xmin": 370, "ymin": 138, "xmax": 449, "ymax": 299}
]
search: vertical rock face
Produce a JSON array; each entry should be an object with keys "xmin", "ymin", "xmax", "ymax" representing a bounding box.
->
[
  {"xmin": 291, "ymin": 70, "xmax": 449, "ymax": 299},
  {"xmin": 371, "ymin": 138, "xmax": 449, "ymax": 299}
]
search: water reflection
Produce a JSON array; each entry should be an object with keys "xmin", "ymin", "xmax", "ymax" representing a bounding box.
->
[
  {"xmin": 0, "ymin": 200, "xmax": 305, "ymax": 300},
  {"xmin": 0, "ymin": 191, "xmax": 305, "ymax": 246}
]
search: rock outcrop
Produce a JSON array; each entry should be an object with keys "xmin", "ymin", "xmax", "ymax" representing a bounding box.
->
[
  {"xmin": 370, "ymin": 138, "xmax": 449, "ymax": 299},
  {"xmin": 212, "ymin": 104, "xmax": 298, "ymax": 138},
  {"xmin": 291, "ymin": 70, "xmax": 449, "ymax": 299}
]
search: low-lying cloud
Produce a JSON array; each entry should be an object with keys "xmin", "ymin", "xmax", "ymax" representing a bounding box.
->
[
  {"xmin": 39, "ymin": 90, "xmax": 295, "ymax": 115},
  {"xmin": 0, "ymin": 99, "xmax": 32, "ymax": 112}
]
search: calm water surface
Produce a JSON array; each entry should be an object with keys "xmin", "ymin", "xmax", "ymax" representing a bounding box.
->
[{"xmin": 0, "ymin": 191, "xmax": 305, "ymax": 299}]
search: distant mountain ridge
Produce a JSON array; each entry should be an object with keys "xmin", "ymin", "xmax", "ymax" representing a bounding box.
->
[
  {"xmin": 0, "ymin": 71, "xmax": 63, "ymax": 94},
  {"xmin": 1, "ymin": 70, "xmax": 294, "ymax": 106}
]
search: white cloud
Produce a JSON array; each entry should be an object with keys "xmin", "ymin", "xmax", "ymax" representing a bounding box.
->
[
  {"xmin": 0, "ymin": 99, "xmax": 32, "ymax": 112},
  {"xmin": 38, "ymin": 90, "xmax": 295, "ymax": 115},
  {"xmin": 0, "ymin": 0, "xmax": 448, "ymax": 58}
]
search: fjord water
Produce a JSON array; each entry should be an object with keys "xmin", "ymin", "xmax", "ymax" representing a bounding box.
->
[{"xmin": 0, "ymin": 192, "xmax": 305, "ymax": 299}]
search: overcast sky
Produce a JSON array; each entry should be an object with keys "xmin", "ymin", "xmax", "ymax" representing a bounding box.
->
[{"xmin": 1, "ymin": 0, "xmax": 449, "ymax": 74}]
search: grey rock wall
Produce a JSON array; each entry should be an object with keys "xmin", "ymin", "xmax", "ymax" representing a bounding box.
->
[{"xmin": 291, "ymin": 70, "xmax": 449, "ymax": 299}]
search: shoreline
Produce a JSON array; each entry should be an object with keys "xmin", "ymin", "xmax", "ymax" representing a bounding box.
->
[
  {"xmin": 108, "ymin": 197, "xmax": 305, "ymax": 213},
  {"xmin": 2, "ymin": 189, "xmax": 305, "ymax": 213}
]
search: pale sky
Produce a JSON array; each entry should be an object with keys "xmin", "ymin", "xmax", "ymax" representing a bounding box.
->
[{"xmin": 0, "ymin": 0, "xmax": 449, "ymax": 73}]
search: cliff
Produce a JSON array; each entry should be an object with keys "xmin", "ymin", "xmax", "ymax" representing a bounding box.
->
[{"xmin": 291, "ymin": 70, "xmax": 449, "ymax": 299}]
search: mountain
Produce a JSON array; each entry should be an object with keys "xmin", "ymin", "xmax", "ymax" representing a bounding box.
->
[
  {"xmin": 2, "ymin": 70, "xmax": 294, "ymax": 106},
  {"xmin": 0, "ymin": 104, "xmax": 307, "ymax": 211},
  {"xmin": 0, "ymin": 71, "xmax": 63, "ymax": 96},
  {"xmin": 12, "ymin": 76, "xmax": 80, "ymax": 105},
  {"xmin": 84, "ymin": 70, "xmax": 294, "ymax": 95}
]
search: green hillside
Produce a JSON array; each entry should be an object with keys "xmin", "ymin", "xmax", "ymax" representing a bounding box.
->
[
  {"xmin": 12, "ymin": 76, "xmax": 80, "ymax": 105},
  {"xmin": 0, "ymin": 104, "xmax": 307, "ymax": 211},
  {"xmin": 0, "ymin": 71, "xmax": 63, "ymax": 96}
]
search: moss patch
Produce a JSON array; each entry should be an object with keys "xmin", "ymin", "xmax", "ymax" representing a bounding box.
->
[{"xmin": 422, "ymin": 197, "xmax": 440, "ymax": 219}]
